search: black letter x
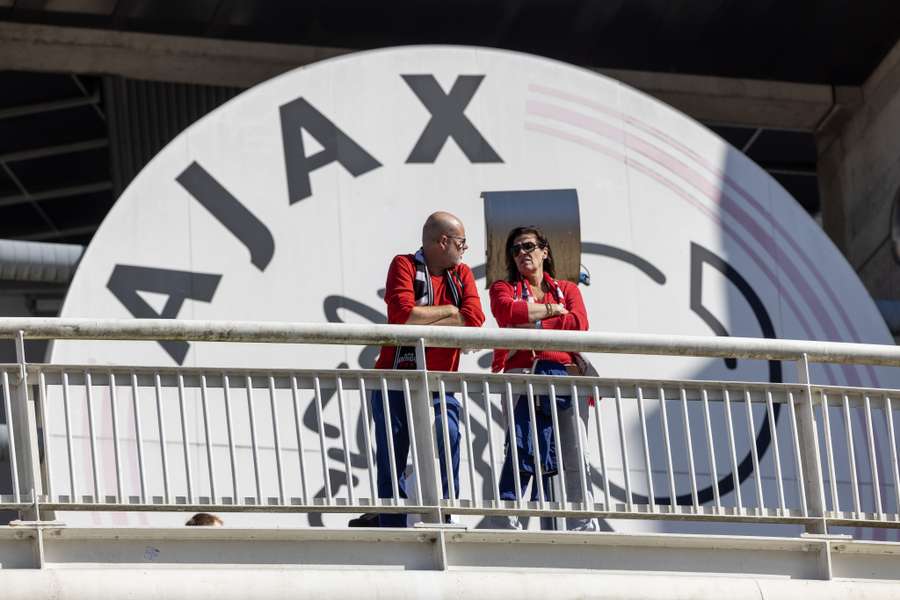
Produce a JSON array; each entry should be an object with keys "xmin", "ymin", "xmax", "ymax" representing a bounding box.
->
[{"xmin": 402, "ymin": 75, "xmax": 503, "ymax": 164}]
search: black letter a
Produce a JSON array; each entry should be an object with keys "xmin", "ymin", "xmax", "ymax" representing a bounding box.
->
[
  {"xmin": 107, "ymin": 265, "xmax": 221, "ymax": 364},
  {"xmin": 280, "ymin": 97, "xmax": 381, "ymax": 204}
]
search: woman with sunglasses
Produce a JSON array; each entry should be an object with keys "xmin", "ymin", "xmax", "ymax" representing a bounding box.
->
[{"xmin": 489, "ymin": 225, "xmax": 597, "ymax": 531}]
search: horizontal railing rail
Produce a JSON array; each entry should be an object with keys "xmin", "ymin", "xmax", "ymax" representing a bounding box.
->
[
  {"xmin": 1, "ymin": 317, "xmax": 900, "ymax": 365},
  {"xmin": 0, "ymin": 317, "xmax": 899, "ymax": 537}
]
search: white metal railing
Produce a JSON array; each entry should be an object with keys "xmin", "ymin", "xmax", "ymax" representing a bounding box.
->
[
  {"xmin": 1, "ymin": 318, "xmax": 900, "ymax": 533},
  {"xmin": 436, "ymin": 373, "xmax": 813, "ymax": 523}
]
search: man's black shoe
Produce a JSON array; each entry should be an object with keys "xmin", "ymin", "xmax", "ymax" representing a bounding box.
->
[{"xmin": 348, "ymin": 513, "xmax": 379, "ymax": 527}]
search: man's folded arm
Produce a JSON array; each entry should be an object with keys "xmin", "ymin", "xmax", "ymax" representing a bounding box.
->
[
  {"xmin": 386, "ymin": 257, "xmax": 456, "ymax": 325},
  {"xmin": 405, "ymin": 305, "xmax": 460, "ymax": 325}
]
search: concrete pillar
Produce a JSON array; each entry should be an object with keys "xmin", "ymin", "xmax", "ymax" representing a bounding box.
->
[{"xmin": 816, "ymin": 40, "xmax": 900, "ymax": 302}]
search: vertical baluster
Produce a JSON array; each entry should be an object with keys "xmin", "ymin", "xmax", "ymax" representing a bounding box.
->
[
  {"xmin": 701, "ymin": 388, "xmax": 721, "ymax": 510},
  {"xmin": 484, "ymin": 381, "xmax": 500, "ymax": 503},
  {"xmin": 592, "ymin": 385, "xmax": 610, "ymax": 510},
  {"xmin": 176, "ymin": 374, "xmax": 194, "ymax": 504},
  {"xmin": 2, "ymin": 371, "xmax": 20, "ymax": 503},
  {"xmin": 842, "ymin": 393, "xmax": 861, "ymax": 516},
  {"xmin": 819, "ymin": 392, "xmax": 839, "ymax": 514},
  {"xmin": 884, "ymin": 396, "xmax": 900, "ymax": 518},
  {"xmin": 358, "ymin": 377, "xmax": 377, "ymax": 503},
  {"xmin": 62, "ymin": 371, "xmax": 76, "ymax": 502},
  {"xmin": 525, "ymin": 379, "xmax": 545, "ymax": 507},
  {"xmin": 766, "ymin": 391, "xmax": 787, "ymax": 513},
  {"xmin": 153, "ymin": 373, "xmax": 171, "ymax": 503},
  {"xmin": 723, "ymin": 388, "xmax": 743, "ymax": 511},
  {"xmin": 569, "ymin": 383, "xmax": 596, "ymax": 510},
  {"xmin": 794, "ymin": 355, "xmax": 826, "ymax": 531},
  {"xmin": 223, "ymin": 373, "xmax": 240, "ymax": 505},
  {"xmin": 85, "ymin": 371, "xmax": 101, "ymax": 502},
  {"xmin": 379, "ymin": 376, "xmax": 399, "ymax": 504},
  {"xmin": 547, "ymin": 381, "xmax": 567, "ymax": 507},
  {"xmin": 461, "ymin": 379, "xmax": 478, "ymax": 506},
  {"xmin": 268, "ymin": 375, "xmax": 286, "ymax": 505},
  {"xmin": 636, "ymin": 385, "xmax": 655, "ymax": 512},
  {"xmin": 246, "ymin": 375, "xmax": 263, "ymax": 505},
  {"xmin": 37, "ymin": 372, "xmax": 53, "ymax": 502},
  {"xmin": 505, "ymin": 381, "xmax": 523, "ymax": 506},
  {"xmin": 744, "ymin": 389, "xmax": 764, "ymax": 512},
  {"xmin": 788, "ymin": 392, "xmax": 809, "ymax": 517},
  {"xmin": 200, "ymin": 374, "xmax": 217, "ymax": 504},
  {"xmin": 658, "ymin": 386, "xmax": 677, "ymax": 509},
  {"xmin": 402, "ymin": 377, "xmax": 423, "ymax": 506},
  {"xmin": 10, "ymin": 339, "xmax": 35, "ymax": 506},
  {"xmin": 680, "ymin": 387, "xmax": 699, "ymax": 511},
  {"xmin": 614, "ymin": 384, "xmax": 632, "ymax": 512},
  {"xmin": 291, "ymin": 376, "xmax": 309, "ymax": 503},
  {"xmin": 863, "ymin": 394, "xmax": 882, "ymax": 518},
  {"xmin": 130, "ymin": 373, "xmax": 147, "ymax": 503},
  {"xmin": 109, "ymin": 371, "xmax": 126, "ymax": 504},
  {"xmin": 438, "ymin": 379, "xmax": 456, "ymax": 504},
  {"xmin": 334, "ymin": 375, "xmax": 352, "ymax": 505},
  {"xmin": 313, "ymin": 375, "xmax": 334, "ymax": 506}
]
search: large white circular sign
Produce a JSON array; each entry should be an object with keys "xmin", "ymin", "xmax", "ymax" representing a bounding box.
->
[{"xmin": 50, "ymin": 46, "xmax": 896, "ymax": 531}]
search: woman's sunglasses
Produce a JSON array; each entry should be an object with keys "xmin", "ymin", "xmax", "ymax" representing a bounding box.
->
[{"xmin": 510, "ymin": 241, "xmax": 542, "ymax": 256}]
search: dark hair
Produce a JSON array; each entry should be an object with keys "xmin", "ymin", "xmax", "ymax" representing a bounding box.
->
[
  {"xmin": 504, "ymin": 226, "xmax": 555, "ymax": 282},
  {"xmin": 185, "ymin": 512, "xmax": 223, "ymax": 526}
]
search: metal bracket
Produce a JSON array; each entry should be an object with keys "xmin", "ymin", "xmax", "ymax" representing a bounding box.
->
[
  {"xmin": 8, "ymin": 520, "xmax": 66, "ymax": 529},
  {"xmin": 800, "ymin": 533, "xmax": 852, "ymax": 540},
  {"xmin": 800, "ymin": 530, "xmax": 852, "ymax": 581},
  {"xmin": 14, "ymin": 329, "xmax": 26, "ymax": 381},
  {"xmin": 8, "ymin": 491, "xmax": 59, "ymax": 569},
  {"xmin": 413, "ymin": 522, "xmax": 469, "ymax": 531}
]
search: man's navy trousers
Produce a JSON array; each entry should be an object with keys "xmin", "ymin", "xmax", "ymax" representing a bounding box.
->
[{"xmin": 371, "ymin": 389, "xmax": 460, "ymax": 527}]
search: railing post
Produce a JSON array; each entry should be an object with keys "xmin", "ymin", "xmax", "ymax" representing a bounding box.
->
[
  {"xmin": 12, "ymin": 331, "xmax": 45, "ymax": 520},
  {"xmin": 412, "ymin": 338, "xmax": 442, "ymax": 524},
  {"xmin": 795, "ymin": 353, "xmax": 827, "ymax": 535}
]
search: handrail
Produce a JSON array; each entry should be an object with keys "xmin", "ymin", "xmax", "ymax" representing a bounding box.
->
[
  {"xmin": 3, "ymin": 315, "xmax": 900, "ymax": 576},
  {"xmin": 0, "ymin": 317, "xmax": 899, "ymax": 366}
]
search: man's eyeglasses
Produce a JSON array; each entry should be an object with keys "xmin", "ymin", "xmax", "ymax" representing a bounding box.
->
[
  {"xmin": 445, "ymin": 235, "xmax": 468, "ymax": 250},
  {"xmin": 510, "ymin": 241, "xmax": 541, "ymax": 256}
]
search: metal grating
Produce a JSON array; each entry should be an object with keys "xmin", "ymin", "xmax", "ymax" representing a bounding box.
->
[
  {"xmin": 104, "ymin": 76, "xmax": 241, "ymax": 197},
  {"xmin": 0, "ymin": 71, "xmax": 111, "ymax": 245}
]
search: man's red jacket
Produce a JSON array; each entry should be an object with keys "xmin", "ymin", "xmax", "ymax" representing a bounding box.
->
[{"xmin": 375, "ymin": 254, "xmax": 485, "ymax": 371}]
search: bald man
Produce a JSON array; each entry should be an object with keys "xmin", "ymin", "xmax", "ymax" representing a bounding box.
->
[{"xmin": 371, "ymin": 211, "xmax": 485, "ymax": 527}]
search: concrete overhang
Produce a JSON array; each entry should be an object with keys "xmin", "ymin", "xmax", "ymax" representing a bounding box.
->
[{"xmin": 0, "ymin": 21, "xmax": 854, "ymax": 133}]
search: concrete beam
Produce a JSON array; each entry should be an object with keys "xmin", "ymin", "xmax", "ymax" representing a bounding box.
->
[
  {"xmin": 814, "ymin": 37, "xmax": 900, "ymax": 300},
  {"xmin": 0, "ymin": 22, "xmax": 350, "ymax": 89},
  {"xmin": 598, "ymin": 67, "xmax": 838, "ymax": 132},
  {"xmin": 0, "ymin": 21, "xmax": 848, "ymax": 132}
]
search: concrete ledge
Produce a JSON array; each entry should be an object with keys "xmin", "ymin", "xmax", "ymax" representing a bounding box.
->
[
  {"xmin": 2, "ymin": 567, "xmax": 900, "ymax": 600},
  {"xmin": 0, "ymin": 526, "xmax": 898, "ymax": 584}
]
